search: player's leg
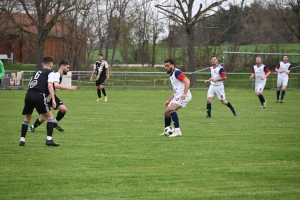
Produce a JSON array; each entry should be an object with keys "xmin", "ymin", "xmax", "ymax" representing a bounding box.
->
[
  {"xmin": 20, "ymin": 93, "xmax": 35, "ymax": 146},
  {"xmin": 100, "ymin": 77, "xmax": 107, "ymax": 101},
  {"xmin": 159, "ymin": 106, "xmax": 173, "ymax": 136},
  {"xmin": 167, "ymin": 102, "xmax": 182, "ymax": 137},
  {"xmin": 276, "ymin": 79, "xmax": 282, "ymax": 103},
  {"xmin": 255, "ymin": 83, "xmax": 267, "ymax": 108},
  {"xmin": 206, "ymin": 85, "xmax": 215, "ymax": 118},
  {"xmin": 96, "ymin": 79, "xmax": 102, "ymax": 101},
  {"xmin": 53, "ymin": 96, "xmax": 66, "ymax": 131},
  {"xmin": 28, "ymin": 115, "xmax": 46, "ymax": 132},
  {"xmin": 280, "ymin": 79, "xmax": 288, "ymax": 103}
]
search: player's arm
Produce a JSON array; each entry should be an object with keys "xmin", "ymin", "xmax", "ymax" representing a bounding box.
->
[
  {"xmin": 250, "ymin": 69, "xmax": 255, "ymax": 79},
  {"xmin": 275, "ymin": 63, "xmax": 282, "ymax": 73},
  {"xmin": 262, "ymin": 67, "xmax": 270, "ymax": 80},
  {"xmin": 211, "ymin": 69, "xmax": 226, "ymax": 82},
  {"xmin": 106, "ymin": 63, "xmax": 110, "ymax": 80},
  {"xmin": 90, "ymin": 63, "xmax": 97, "ymax": 81},
  {"xmin": 47, "ymin": 74, "xmax": 56, "ymax": 108},
  {"xmin": 164, "ymin": 92, "xmax": 174, "ymax": 108},
  {"xmin": 54, "ymin": 81, "xmax": 77, "ymax": 90}
]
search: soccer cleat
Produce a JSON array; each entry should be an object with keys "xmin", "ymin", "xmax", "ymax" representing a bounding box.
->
[
  {"xmin": 96, "ymin": 98, "xmax": 102, "ymax": 101},
  {"xmin": 232, "ymin": 109, "xmax": 237, "ymax": 116},
  {"xmin": 19, "ymin": 141, "xmax": 25, "ymax": 146},
  {"xmin": 205, "ymin": 115, "xmax": 211, "ymax": 118},
  {"xmin": 46, "ymin": 140, "xmax": 60, "ymax": 146},
  {"xmin": 159, "ymin": 132, "xmax": 168, "ymax": 136},
  {"xmin": 262, "ymin": 101, "xmax": 267, "ymax": 108},
  {"xmin": 280, "ymin": 100, "xmax": 283, "ymax": 103},
  {"xmin": 28, "ymin": 125, "xmax": 35, "ymax": 132},
  {"xmin": 169, "ymin": 131, "xmax": 182, "ymax": 137},
  {"xmin": 276, "ymin": 100, "xmax": 279, "ymax": 103},
  {"xmin": 104, "ymin": 96, "xmax": 108, "ymax": 102},
  {"xmin": 54, "ymin": 123, "xmax": 64, "ymax": 132}
]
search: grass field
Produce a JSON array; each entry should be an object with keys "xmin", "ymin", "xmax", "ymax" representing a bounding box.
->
[{"xmin": 0, "ymin": 89, "xmax": 300, "ymax": 199}]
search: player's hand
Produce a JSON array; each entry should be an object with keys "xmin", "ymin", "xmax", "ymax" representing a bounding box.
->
[
  {"xmin": 180, "ymin": 94, "xmax": 186, "ymax": 100},
  {"xmin": 204, "ymin": 80, "xmax": 209, "ymax": 83},
  {"xmin": 286, "ymin": 70, "xmax": 290, "ymax": 74},
  {"xmin": 249, "ymin": 76, "xmax": 253, "ymax": 79},
  {"xmin": 261, "ymin": 76, "xmax": 266, "ymax": 80},
  {"xmin": 164, "ymin": 100, "xmax": 170, "ymax": 108},
  {"xmin": 106, "ymin": 77, "xmax": 110, "ymax": 80},
  {"xmin": 70, "ymin": 86, "xmax": 77, "ymax": 90},
  {"xmin": 52, "ymin": 100, "xmax": 56, "ymax": 109},
  {"xmin": 89, "ymin": 77, "xmax": 93, "ymax": 81}
]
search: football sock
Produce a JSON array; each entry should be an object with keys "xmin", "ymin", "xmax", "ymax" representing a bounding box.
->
[
  {"xmin": 258, "ymin": 94, "xmax": 265, "ymax": 105},
  {"xmin": 277, "ymin": 90, "xmax": 280, "ymax": 100},
  {"xmin": 34, "ymin": 118, "xmax": 42, "ymax": 128},
  {"xmin": 21, "ymin": 121, "xmax": 29, "ymax": 138},
  {"xmin": 46, "ymin": 119, "xmax": 54, "ymax": 137},
  {"xmin": 97, "ymin": 89, "xmax": 101, "ymax": 98},
  {"xmin": 55, "ymin": 111, "xmax": 65, "ymax": 122},
  {"xmin": 206, "ymin": 102, "xmax": 211, "ymax": 116},
  {"xmin": 226, "ymin": 101, "xmax": 234, "ymax": 111},
  {"xmin": 164, "ymin": 116, "xmax": 171, "ymax": 127},
  {"xmin": 281, "ymin": 90, "xmax": 285, "ymax": 100},
  {"xmin": 101, "ymin": 88, "xmax": 106, "ymax": 96},
  {"xmin": 170, "ymin": 110, "xmax": 179, "ymax": 128}
]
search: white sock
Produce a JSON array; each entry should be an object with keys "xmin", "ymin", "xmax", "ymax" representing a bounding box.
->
[
  {"xmin": 47, "ymin": 136, "xmax": 52, "ymax": 140},
  {"xmin": 53, "ymin": 119, "xmax": 58, "ymax": 123},
  {"xmin": 175, "ymin": 128, "xmax": 181, "ymax": 132},
  {"xmin": 20, "ymin": 137, "xmax": 25, "ymax": 142}
]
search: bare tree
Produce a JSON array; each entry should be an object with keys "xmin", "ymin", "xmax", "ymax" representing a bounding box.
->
[
  {"xmin": 155, "ymin": 0, "xmax": 226, "ymax": 86},
  {"xmin": 0, "ymin": 0, "xmax": 89, "ymax": 69}
]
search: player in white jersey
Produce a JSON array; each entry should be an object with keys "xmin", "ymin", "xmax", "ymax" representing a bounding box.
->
[
  {"xmin": 28, "ymin": 60, "xmax": 77, "ymax": 133},
  {"xmin": 159, "ymin": 59, "xmax": 192, "ymax": 137},
  {"xmin": 204, "ymin": 56, "xmax": 237, "ymax": 118},
  {"xmin": 249, "ymin": 56, "xmax": 270, "ymax": 108},
  {"xmin": 275, "ymin": 55, "xmax": 291, "ymax": 103}
]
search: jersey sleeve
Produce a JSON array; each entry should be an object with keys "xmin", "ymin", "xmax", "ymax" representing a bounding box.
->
[
  {"xmin": 264, "ymin": 66, "xmax": 270, "ymax": 73},
  {"xmin": 104, "ymin": 61, "xmax": 109, "ymax": 68},
  {"xmin": 174, "ymin": 70, "xmax": 186, "ymax": 81},
  {"xmin": 275, "ymin": 63, "xmax": 280, "ymax": 69},
  {"xmin": 48, "ymin": 72, "xmax": 60, "ymax": 83},
  {"xmin": 93, "ymin": 62, "xmax": 97, "ymax": 69},
  {"xmin": 219, "ymin": 67, "xmax": 226, "ymax": 77},
  {"xmin": 252, "ymin": 67, "xmax": 255, "ymax": 74}
]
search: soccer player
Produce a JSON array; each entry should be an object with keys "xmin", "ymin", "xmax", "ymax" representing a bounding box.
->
[
  {"xmin": 249, "ymin": 56, "xmax": 270, "ymax": 108},
  {"xmin": 159, "ymin": 59, "xmax": 192, "ymax": 137},
  {"xmin": 19, "ymin": 56, "xmax": 59, "ymax": 146},
  {"xmin": 204, "ymin": 55, "xmax": 237, "ymax": 118},
  {"xmin": 28, "ymin": 60, "xmax": 77, "ymax": 132},
  {"xmin": 275, "ymin": 55, "xmax": 291, "ymax": 103},
  {"xmin": 90, "ymin": 53, "xmax": 110, "ymax": 101},
  {"xmin": 0, "ymin": 60, "xmax": 4, "ymax": 85}
]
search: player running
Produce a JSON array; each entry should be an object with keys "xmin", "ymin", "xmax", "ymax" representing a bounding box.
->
[
  {"xmin": 275, "ymin": 55, "xmax": 291, "ymax": 103},
  {"xmin": 159, "ymin": 59, "xmax": 192, "ymax": 137},
  {"xmin": 204, "ymin": 55, "xmax": 237, "ymax": 118},
  {"xmin": 250, "ymin": 56, "xmax": 270, "ymax": 108},
  {"xmin": 28, "ymin": 60, "xmax": 77, "ymax": 133}
]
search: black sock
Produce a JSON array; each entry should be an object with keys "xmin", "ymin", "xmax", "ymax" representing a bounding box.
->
[
  {"xmin": 226, "ymin": 101, "xmax": 234, "ymax": 111},
  {"xmin": 170, "ymin": 110, "xmax": 179, "ymax": 128},
  {"xmin": 164, "ymin": 116, "xmax": 171, "ymax": 127},
  {"xmin": 56, "ymin": 111, "xmax": 66, "ymax": 122},
  {"xmin": 258, "ymin": 94, "xmax": 265, "ymax": 105},
  {"xmin": 101, "ymin": 88, "xmax": 106, "ymax": 96},
  {"xmin": 21, "ymin": 121, "xmax": 29, "ymax": 138},
  {"xmin": 206, "ymin": 102, "xmax": 211, "ymax": 116},
  {"xmin": 281, "ymin": 90, "xmax": 286, "ymax": 100},
  {"xmin": 34, "ymin": 118, "xmax": 42, "ymax": 128},
  {"xmin": 97, "ymin": 89, "xmax": 101, "ymax": 98},
  {"xmin": 47, "ymin": 119, "xmax": 54, "ymax": 137},
  {"xmin": 277, "ymin": 90, "xmax": 280, "ymax": 100}
]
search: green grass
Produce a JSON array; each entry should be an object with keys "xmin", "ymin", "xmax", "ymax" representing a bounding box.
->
[{"xmin": 0, "ymin": 89, "xmax": 300, "ymax": 199}]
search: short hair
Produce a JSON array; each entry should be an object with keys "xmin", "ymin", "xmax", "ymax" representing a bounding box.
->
[
  {"xmin": 98, "ymin": 53, "xmax": 103, "ymax": 57},
  {"xmin": 283, "ymin": 55, "xmax": 288, "ymax": 58},
  {"xmin": 164, "ymin": 59, "xmax": 174, "ymax": 65},
  {"xmin": 59, "ymin": 59, "xmax": 70, "ymax": 67},
  {"xmin": 42, "ymin": 56, "xmax": 53, "ymax": 64},
  {"xmin": 211, "ymin": 55, "xmax": 217, "ymax": 59}
]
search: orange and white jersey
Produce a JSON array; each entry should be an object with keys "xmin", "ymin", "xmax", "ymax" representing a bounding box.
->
[{"xmin": 170, "ymin": 68, "xmax": 191, "ymax": 98}]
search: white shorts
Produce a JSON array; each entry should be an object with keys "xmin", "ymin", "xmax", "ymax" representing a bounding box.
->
[
  {"xmin": 255, "ymin": 81, "xmax": 266, "ymax": 93},
  {"xmin": 207, "ymin": 84, "xmax": 225, "ymax": 100},
  {"xmin": 277, "ymin": 78, "xmax": 288, "ymax": 87},
  {"xmin": 169, "ymin": 92, "xmax": 192, "ymax": 108}
]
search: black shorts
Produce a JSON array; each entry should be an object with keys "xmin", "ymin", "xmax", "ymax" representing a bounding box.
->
[
  {"xmin": 22, "ymin": 91, "xmax": 50, "ymax": 115},
  {"xmin": 47, "ymin": 95, "xmax": 64, "ymax": 110},
  {"xmin": 95, "ymin": 76, "xmax": 106, "ymax": 86}
]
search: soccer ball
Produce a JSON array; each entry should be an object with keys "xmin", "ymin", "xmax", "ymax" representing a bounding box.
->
[{"xmin": 164, "ymin": 126, "xmax": 175, "ymax": 136}]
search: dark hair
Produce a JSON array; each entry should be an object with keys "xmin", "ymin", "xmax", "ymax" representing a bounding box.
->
[
  {"xmin": 211, "ymin": 55, "xmax": 217, "ymax": 59},
  {"xmin": 42, "ymin": 56, "xmax": 53, "ymax": 64},
  {"xmin": 59, "ymin": 59, "xmax": 70, "ymax": 67},
  {"xmin": 283, "ymin": 55, "xmax": 288, "ymax": 58},
  {"xmin": 98, "ymin": 53, "xmax": 103, "ymax": 57},
  {"xmin": 164, "ymin": 59, "xmax": 174, "ymax": 65}
]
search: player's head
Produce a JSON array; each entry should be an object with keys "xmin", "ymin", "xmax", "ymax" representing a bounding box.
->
[
  {"xmin": 283, "ymin": 55, "xmax": 288, "ymax": 62},
  {"xmin": 98, "ymin": 53, "xmax": 104, "ymax": 61},
  {"xmin": 42, "ymin": 56, "xmax": 54, "ymax": 69},
  {"xmin": 164, "ymin": 59, "xmax": 175, "ymax": 74},
  {"xmin": 211, "ymin": 55, "xmax": 218, "ymax": 66},
  {"xmin": 59, "ymin": 59, "xmax": 70, "ymax": 75},
  {"xmin": 256, "ymin": 56, "xmax": 261, "ymax": 65}
]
